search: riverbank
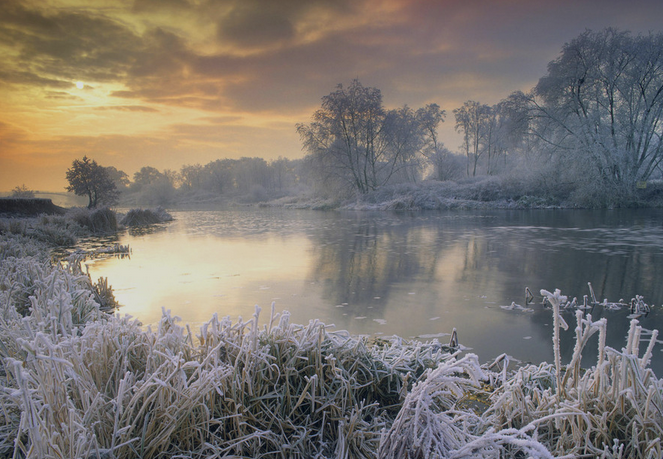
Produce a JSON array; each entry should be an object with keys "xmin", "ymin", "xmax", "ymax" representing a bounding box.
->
[
  {"xmin": 1, "ymin": 214, "xmax": 662, "ymax": 458},
  {"xmin": 260, "ymin": 177, "xmax": 663, "ymax": 211},
  {"xmin": 0, "ymin": 197, "xmax": 66, "ymax": 217}
]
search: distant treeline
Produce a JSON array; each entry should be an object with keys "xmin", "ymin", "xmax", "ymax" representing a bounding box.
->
[
  {"xmin": 96, "ymin": 28, "xmax": 663, "ymax": 209},
  {"xmin": 116, "ymin": 157, "xmax": 307, "ymax": 206}
]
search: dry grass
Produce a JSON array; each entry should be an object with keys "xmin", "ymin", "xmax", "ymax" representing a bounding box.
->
[
  {"xmin": 0, "ymin": 230, "xmax": 661, "ymax": 458},
  {"xmin": 119, "ymin": 207, "xmax": 173, "ymax": 227}
]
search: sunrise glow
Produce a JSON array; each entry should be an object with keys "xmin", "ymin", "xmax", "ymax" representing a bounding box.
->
[{"xmin": 1, "ymin": 0, "xmax": 662, "ymax": 191}]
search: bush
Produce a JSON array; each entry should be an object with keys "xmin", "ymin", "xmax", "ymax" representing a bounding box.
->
[
  {"xmin": 32, "ymin": 224, "xmax": 78, "ymax": 246},
  {"xmin": 67, "ymin": 207, "xmax": 118, "ymax": 234},
  {"xmin": 120, "ymin": 207, "xmax": 173, "ymax": 227},
  {"xmin": 10, "ymin": 184, "xmax": 35, "ymax": 199}
]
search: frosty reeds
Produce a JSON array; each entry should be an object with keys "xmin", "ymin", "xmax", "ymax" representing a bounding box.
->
[{"xmin": 1, "ymin": 226, "xmax": 662, "ymax": 458}]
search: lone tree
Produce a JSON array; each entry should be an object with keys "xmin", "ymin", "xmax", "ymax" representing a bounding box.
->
[{"xmin": 66, "ymin": 156, "xmax": 119, "ymax": 208}]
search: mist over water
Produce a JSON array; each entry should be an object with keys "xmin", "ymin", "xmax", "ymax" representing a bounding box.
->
[{"xmin": 86, "ymin": 208, "xmax": 663, "ymax": 375}]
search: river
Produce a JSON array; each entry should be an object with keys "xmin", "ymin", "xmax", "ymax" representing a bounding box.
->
[{"xmin": 85, "ymin": 207, "xmax": 663, "ymax": 375}]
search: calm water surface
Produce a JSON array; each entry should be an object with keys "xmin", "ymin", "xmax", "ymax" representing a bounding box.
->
[{"xmin": 86, "ymin": 208, "xmax": 663, "ymax": 374}]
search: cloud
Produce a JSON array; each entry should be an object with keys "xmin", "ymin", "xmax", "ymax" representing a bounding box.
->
[
  {"xmin": 132, "ymin": 0, "xmax": 193, "ymax": 12},
  {"xmin": 3, "ymin": 0, "xmax": 663, "ymax": 190},
  {"xmin": 0, "ymin": 1, "xmax": 143, "ymax": 87},
  {"xmin": 214, "ymin": 0, "xmax": 357, "ymax": 50},
  {"xmin": 0, "ymin": 70, "xmax": 73, "ymax": 88},
  {"xmin": 0, "ymin": 121, "xmax": 27, "ymax": 150},
  {"xmin": 93, "ymin": 105, "xmax": 160, "ymax": 112},
  {"xmin": 217, "ymin": 4, "xmax": 294, "ymax": 48}
]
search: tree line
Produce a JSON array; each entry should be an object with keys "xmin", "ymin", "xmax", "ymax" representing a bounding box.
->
[
  {"xmin": 298, "ymin": 28, "xmax": 663, "ymax": 205},
  {"xmin": 65, "ymin": 156, "xmax": 305, "ymax": 208},
  {"xmin": 66, "ymin": 28, "xmax": 663, "ymax": 208}
]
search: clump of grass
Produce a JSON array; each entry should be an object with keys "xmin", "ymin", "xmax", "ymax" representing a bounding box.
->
[
  {"xmin": 378, "ymin": 289, "xmax": 662, "ymax": 459},
  {"xmin": 120, "ymin": 207, "xmax": 173, "ymax": 227},
  {"xmin": 67, "ymin": 207, "xmax": 118, "ymax": 234},
  {"xmin": 31, "ymin": 223, "xmax": 78, "ymax": 246},
  {"xmin": 0, "ymin": 287, "xmax": 455, "ymax": 458},
  {"xmin": 7, "ymin": 219, "xmax": 28, "ymax": 235},
  {"xmin": 0, "ymin": 232, "xmax": 49, "ymax": 259},
  {"xmin": 480, "ymin": 290, "xmax": 663, "ymax": 458}
]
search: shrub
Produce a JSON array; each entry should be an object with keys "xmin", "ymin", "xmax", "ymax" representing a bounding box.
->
[
  {"xmin": 120, "ymin": 207, "xmax": 173, "ymax": 227},
  {"xmin": 67, "ymin": 207, "xmax": 118, "ymax": 234}
]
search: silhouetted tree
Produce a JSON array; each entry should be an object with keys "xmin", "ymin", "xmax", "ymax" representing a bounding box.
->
[
  {"xmin": 66, "ymin": 156, "xmax": 119, "ymax": 208},
  {"xmin": 130, "ymin": 166, "xmax": 175, "ymax": 206},
  {"xmin": 180, "ymin": 164, "xmax": 204, "ymax": 190},
  {"xmin": 298, "ymin": 79, "xmax": 441, "ymax": 194},
  {"xmin": 132, "ymin": 166, "xmax": 166, "ymax": 189},
  {"xmin": 11, "ymin": 184, "xmax": 35, "ymax": 198}
]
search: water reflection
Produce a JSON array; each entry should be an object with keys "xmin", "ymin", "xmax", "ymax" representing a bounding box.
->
[{"xmin": 85, "ymin": 208, "xmax": 663, "ymax": 375}]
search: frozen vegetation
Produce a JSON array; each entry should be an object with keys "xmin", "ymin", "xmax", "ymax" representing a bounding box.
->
[
  {"xmin": 1, "ymin": 216, "xmax": 662, "ymax": 458},
  {"xmin": 119, "ymin": 207, "xmax": 174, "ymax": 227}
]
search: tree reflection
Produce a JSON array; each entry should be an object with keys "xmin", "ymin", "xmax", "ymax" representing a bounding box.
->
[{"xmin": 304, "ymin": 209, "xmax": 663, "ymax": 373}]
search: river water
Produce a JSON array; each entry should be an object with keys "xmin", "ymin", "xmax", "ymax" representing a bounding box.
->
[{"xmin": 85, "ymin": 208, "xmax": 663, "ymax": 375}]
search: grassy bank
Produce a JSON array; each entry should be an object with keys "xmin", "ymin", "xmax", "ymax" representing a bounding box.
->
[
  {"xmin": 1, "ymin": 215, "xmax": 662, "ymax": 458},
  {"xmin": 262, "ymin": 177, "xmax": 663, "ymax": 211}
]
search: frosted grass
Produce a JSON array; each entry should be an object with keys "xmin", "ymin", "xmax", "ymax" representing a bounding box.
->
[{"xmin": 1, "ymin": 229, "xmax": 662, "ymax": 458}]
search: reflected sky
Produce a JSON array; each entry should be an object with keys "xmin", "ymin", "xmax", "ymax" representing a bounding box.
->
[{"xmin": 86, "ymin": 208, "xmax": 663, "ymax": 375}]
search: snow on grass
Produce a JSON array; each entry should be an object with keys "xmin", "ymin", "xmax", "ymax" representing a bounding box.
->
[{"xmin": 0, "ymin": 224, "xmax": 661, "ymax": 458}]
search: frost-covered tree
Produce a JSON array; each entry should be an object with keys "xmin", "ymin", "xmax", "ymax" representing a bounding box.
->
[
  {"xmin": 454, "ymin": 100, "xmax": 492, "ymax": 176},
  {"xmin": 297, "ymin": 79, "xmax": 441, "ymax": 194},
  {"xmin": 65, "ymin": 156, "xmax": 119, "ymax": 208},
  {"xmin": 297, "ymin": 80, "xmax": 387, "ymax": 194},
  {"xmin": 532, "ymin": 28, "xmax": 663, "ymax": 195},
  {"xmin": 427, "ymin": 146, "xmax": 466, "ymax": 181},
  {"xmin": 130, "ymin": 166, "xmax": 175, "ymax": 206}
]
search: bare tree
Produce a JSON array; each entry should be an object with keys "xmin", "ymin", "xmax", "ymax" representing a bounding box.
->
[
  {"xmin": 532, "ymin": 28, "xmax": 663, "ymax": 194},
  {"xmin": 384, "ymin": 105, "xmax": 427, "ymax": 183},
  {"xmin": 417, "ymin": 103, "xmax": 446, "ymax": 156},
  {"xmin": 427, "ymin": 146, "xmax": 466, "ymax": 181},
  {"xmin": 297, "ymin": 80, "xmax": 441, "ymax": 194},
  {"xmin": 454, "ymin": 100, "xmax": 492, "ymax": 176}
]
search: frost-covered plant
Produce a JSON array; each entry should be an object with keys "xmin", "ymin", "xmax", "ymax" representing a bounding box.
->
[
  {"xmin": 0, "ymin": 276, "xmax": 458, "ymax": 459},
  {"xmin": 0, "ymin": 233, "xmax": 49, "ymax": 260},
  {"xmin": 120, "ymin": 207, "xmax": 173, "ymax": 227},
  {"xmin": 2, "ymin": 230, "xmax": 662, "ymax": 459},
  {"xmin": 67, "ymin": 206, "xmax": 118, "ymax": 234},
  {"xmin": 485, "ymin": 290, "xmax": 663, "ymax": 458},
  {"xmin": 379, "ymin": 353, "xmax": 487, "ymax": 458}
]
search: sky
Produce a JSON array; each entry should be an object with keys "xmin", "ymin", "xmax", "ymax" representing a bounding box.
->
[{"xmin": 2, "ymin": 0, "xmax": 663, "ymax": 191}]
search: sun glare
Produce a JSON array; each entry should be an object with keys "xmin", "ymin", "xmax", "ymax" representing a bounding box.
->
[{"xmin": 75, "ymin": 81, "xmax": 84, "ymax": 89}]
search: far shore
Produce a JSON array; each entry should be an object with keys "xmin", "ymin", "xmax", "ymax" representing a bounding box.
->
[{"xmin": 1, "ymin": 205, "xmax": 662, "ymax": 458}]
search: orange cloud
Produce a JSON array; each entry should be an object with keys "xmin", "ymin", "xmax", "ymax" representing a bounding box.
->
[{"xmin": 2, "ymin": 0, "xmax": 663, "ymax": 191}]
